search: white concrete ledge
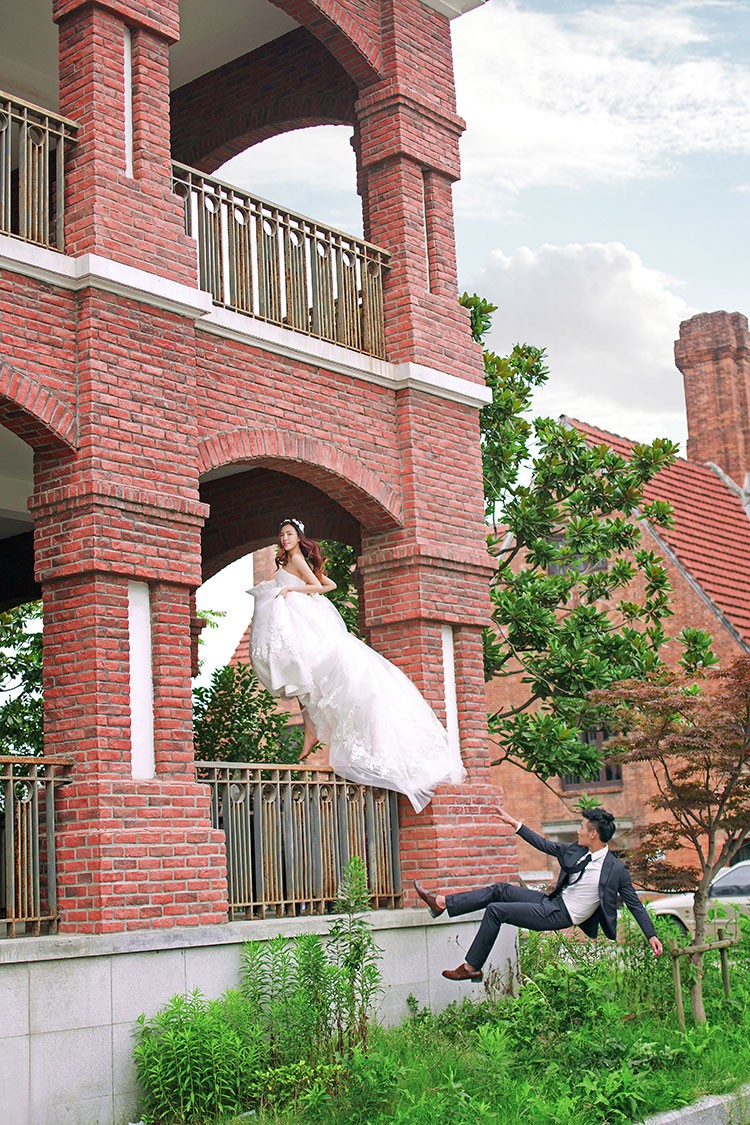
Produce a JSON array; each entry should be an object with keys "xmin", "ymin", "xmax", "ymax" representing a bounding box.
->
[
  {"xmin": 0, "ymin": 907, "xmax": 481, "ymax": 964},
  {"xmin": 0, "ymin": 235, "xmax": 213, "ymax": 319},
  {"xmin": 0, "ymin": 236, "xmax": 490, "ymax": 411},
  {"xmin": 640, "ymin": 1084, "xmax": 750, "ymax": 1125},
  {"xmin": 420, "ymin": 0, "xmax": 488, "ymax": 17}
]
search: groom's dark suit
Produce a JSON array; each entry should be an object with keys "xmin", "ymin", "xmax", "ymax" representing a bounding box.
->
[{"xmin": 445, "ymin": 823, "xmax": 657, "ymax": 970}]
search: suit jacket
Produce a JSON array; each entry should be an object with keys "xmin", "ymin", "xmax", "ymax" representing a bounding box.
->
[{"xmin": 517, "ymin": 824, "xmax": 656, "ymax": 941}]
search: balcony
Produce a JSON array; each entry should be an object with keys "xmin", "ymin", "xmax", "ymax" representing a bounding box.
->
[
  {"xmin": 0, "ymin": 85, "xmax": 389, "ymax": 361},
  {"xmin": 0, "ymin": 89, "xmax": 78, "ymax": 252},
  {"xmin": 198, "ymin": 762, "xmax": 403, "ymax": 920},
  {"xmin": 173, "ymin": 163, "xmax": 390, "ymax": 359},
  {"xmin": 0, "ymin": 755, "xmax": 74, "ymax": 938}
]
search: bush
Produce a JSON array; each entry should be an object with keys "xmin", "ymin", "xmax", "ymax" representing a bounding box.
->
[
  {"xmin": 133, "ymin": 990, "xmax": 268, "ymax": 1124},
  {"xmin": 134, "ymin": 858, "xmax": 382, "ymax": 1122},
  {"xmin": 193, "ymin": 662, "xmax": 302, "ymax": 763}
]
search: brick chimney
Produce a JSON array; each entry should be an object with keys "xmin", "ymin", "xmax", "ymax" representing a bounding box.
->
[{"xmin": 675, "ymin": 311, "xmax": 750, "ymax": 491}]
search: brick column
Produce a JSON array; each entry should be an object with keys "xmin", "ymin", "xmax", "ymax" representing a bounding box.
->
[
  {"xmin": 54, "ymin": 0, "xmax": 195, "ymax": 281},
  {"xmin": 350, "ymin": 9, "xmax": 515, "ymax": 892},
  {"xmin": 32, "ymin": 489, "xmax": 228, "ymax": 933},
  {"xmin": 28, "ymin": 288, "xmax": 228, "ymax": 932},
  {"xmin": 675, "ymin": 311, "xmax": 750, "ymax": 489},
  {"xmin": 354, "ymin": 86, "xmax": 481, "ymax": 382}
]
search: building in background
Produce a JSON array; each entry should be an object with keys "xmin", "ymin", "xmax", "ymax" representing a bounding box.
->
[{"xmin": 491, "ymin": 311, "xmax": 750, "ymax": 882}]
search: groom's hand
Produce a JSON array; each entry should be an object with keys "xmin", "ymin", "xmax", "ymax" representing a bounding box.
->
[
  {"xmin": 492, "ymin": 806, "xmax": 522, "ymax": 831},
  {"xmin": 649, "ymin": 936, "xmax": 663, "ymax": 957}
]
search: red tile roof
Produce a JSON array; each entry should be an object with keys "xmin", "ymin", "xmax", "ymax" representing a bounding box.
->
[{"xmin": 565, "ymin": 417, "xmax": 750, "ymax": 647}]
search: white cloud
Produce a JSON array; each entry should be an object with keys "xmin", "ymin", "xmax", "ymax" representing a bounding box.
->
[
  {"xmin": 453, "ymin": 0, "xmax": 750, "ymax": 213},
  {"xmin": 472, "ymin": 240, "xmax": 695, "ymax": 446}
]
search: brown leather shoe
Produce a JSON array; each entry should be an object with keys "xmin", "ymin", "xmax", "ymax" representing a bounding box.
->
[
  {"xmin": 442, "ymin": 964, "xmax": 483, "ymax": 982},
  {"xmin": 413, "ymin": 879, "xmax": 445, "ymax": 918}
]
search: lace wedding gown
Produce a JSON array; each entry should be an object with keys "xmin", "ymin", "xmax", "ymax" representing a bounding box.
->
[{"xmin": 249, "ymin": 568, "xmax": 466, "ymax": 812}]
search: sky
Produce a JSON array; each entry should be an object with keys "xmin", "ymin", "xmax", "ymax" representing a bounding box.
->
[{"xmin": 200, "ymin": 0, "xmax": 750, "ymax": 680}]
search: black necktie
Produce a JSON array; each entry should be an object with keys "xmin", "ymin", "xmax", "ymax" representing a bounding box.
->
[{"xmin": 567, "ymin": 854, "xmax": 591, "ymax": 886}]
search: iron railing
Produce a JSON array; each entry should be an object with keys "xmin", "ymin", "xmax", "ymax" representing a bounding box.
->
[
  {"xmin": 198, "ymin": 762, "xmax": 402, "ymax": 919},
  {"xmin": 0, "ymin": 90, "xmax": 78, "ymax": 252},
  {"xmin": 172, "ymin": 162, "xmax": 390, "ymax": 359},
  {"xmin": 0, "ymin": 756, "xmax": 74, "ymax": 937}
]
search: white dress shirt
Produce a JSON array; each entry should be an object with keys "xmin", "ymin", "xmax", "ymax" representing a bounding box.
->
[{"xmin": 561, "ymin": 846, "xmax": 608, "ymax": 924}]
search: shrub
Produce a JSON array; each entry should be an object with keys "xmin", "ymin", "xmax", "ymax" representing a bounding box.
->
[
  {"xmin": 133, "ymin": 990, "xmax": 268, "ymax": 1124},
  {"xmin": 193, "ymin": 662, "xmax": 302, "ymax": 763},
  {"xmin": 134, "ymin": 858, "xmax": 382, "ymax": 1122}
]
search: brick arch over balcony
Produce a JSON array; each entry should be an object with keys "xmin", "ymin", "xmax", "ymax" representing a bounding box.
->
[
  {"xmin": 271, "ymin": 0, "xmax": 383, "ymax": 88},
  {"xmin": 0, "ymin": 362, "xmax": 78, "ymax": 456},
  {"xmin": 197, "ymin": 427, "xmax": 402, "ymax": 577},
  {"xmin": 171, "ymin": 28, "xmax": 358, "ymax": 170}
]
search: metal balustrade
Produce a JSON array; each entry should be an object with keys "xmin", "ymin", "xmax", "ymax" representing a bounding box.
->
[
  {"xmin": 0, "ymin": 756, "xmax": 74, "ymax": 937},
  {"xmin": 0, "ymin": 90, "xmax": 78, "ymax": 252},
  {"xmin": 172, "ymin": 163, "xmax": 390, "ymax": 359},
  {"xmin": 197, "ymin": 762, "xmax": 403, "ymax": 919}
]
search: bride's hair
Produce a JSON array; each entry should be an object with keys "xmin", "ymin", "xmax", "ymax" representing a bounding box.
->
[{"xmin": 276, "ymin": 519, "xmax": 325, "ymax": 577}]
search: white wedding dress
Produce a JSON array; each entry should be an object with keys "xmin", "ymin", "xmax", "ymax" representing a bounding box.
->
[{"xmin": 249, "ymin": 568, "xmax": 466, "ymax": 812}]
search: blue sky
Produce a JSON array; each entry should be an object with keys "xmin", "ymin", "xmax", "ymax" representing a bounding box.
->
[{"xmin": 202, "ymin": 0, "xmax": 750, "ymax": 678}]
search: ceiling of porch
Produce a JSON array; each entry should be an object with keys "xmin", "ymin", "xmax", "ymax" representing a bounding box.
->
[{"xmin": 0, "ymin": 0, "xmax": 296, "ymax": 111}]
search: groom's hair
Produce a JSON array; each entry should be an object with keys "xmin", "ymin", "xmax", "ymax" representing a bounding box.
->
[{"xmin": 582, "ymin": 807, "xmax": 616, "ymax": 843}]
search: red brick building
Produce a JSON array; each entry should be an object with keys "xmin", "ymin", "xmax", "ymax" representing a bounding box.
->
[
  {"xmin": 0, "ymin": 0, "xmax": 512, "ymax": 941},
  {"xmin": 492, "ymin": 310, "xmax": 750, "ymax": 881}
]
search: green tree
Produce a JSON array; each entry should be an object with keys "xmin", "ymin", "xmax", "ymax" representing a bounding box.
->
[
  {"xmin": 597, "ymin": 657, "xmax": 750, "ymax": 1024},
  {"xmin": 0, "ymin": 601, "xmax": 43, "ymax": 756},
  {"xmin": 193, "ymin": 662, "xmax": 301, "ymax": 763},
  {"xmin": 460, "ymin": 292, "xmax": 715, "ymax": 780},
  {"xmin": 320, "ymin": 539, "xmax": 359, "ymax": 636}
]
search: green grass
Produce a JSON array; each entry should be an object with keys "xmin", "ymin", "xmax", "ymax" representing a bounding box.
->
[
  {"xmin": 245, "ymin": 920, "xmax": 750, "ymax": 1125},
  {"xmin": 135, "ymin": 913, "xmax": 750, "ymax": 1124}
]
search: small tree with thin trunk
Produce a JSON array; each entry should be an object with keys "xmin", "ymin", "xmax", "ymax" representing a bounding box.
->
[{"xmin": 595, "ymin": 657, "xmax": 750, "ymax": 1024}]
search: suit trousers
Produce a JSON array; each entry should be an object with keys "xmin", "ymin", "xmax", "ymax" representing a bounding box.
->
[{"xmin": 445, "ymin": 883, "xmax": 573, "ymax": 970}]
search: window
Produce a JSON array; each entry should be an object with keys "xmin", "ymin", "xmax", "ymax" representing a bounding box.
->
[
  {"xmin": 547, "ymin": 531, "xmax": 608, "ymax": 576},
  {"xmin": 710, "ymin": 865, "xmax": 750, "ymax": 897},
  {"xmin": 561, "ymin": 729, "xmax": 623, "ymax": 791}
]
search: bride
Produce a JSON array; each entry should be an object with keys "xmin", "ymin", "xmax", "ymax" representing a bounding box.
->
[{"xmin": 249, "ymin": 518, "xmax": 466, "ymax": 813}]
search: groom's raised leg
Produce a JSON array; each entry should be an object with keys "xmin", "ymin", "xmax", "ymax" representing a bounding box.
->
[{"xmin": 446, "ymin": 881, "xmax": 546, "ymax": 919}]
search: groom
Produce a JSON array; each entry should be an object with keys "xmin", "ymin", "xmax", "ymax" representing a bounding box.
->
[{"xmin": 415, "ymin": 805, "xmax": 663, "ymax": 981}]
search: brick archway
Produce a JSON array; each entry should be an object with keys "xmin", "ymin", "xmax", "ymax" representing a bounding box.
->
[
  {"xmin": 0, "ymin": 361, "xmax": 77, "ymax": 454},
  {"xmin": 197, "ymin": 427, "xmax": 403, "ymax": 534},
  {"xmin": 270, "ymin": 0, "xmax": 383, "ymax": 87},
  {"xmin": 171, "ymin": 28, "xmax": 357, "ymax": 170}
]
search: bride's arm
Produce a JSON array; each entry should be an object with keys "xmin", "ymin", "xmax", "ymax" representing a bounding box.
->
[{"xmin": 317, "ymin": 573, "xmax": 337, "ymax": 594}]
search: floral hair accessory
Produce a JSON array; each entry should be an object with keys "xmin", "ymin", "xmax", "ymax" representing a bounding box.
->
[{"xmin": 279, "ymin": 517, "xmax": 305, "ymax": 535}]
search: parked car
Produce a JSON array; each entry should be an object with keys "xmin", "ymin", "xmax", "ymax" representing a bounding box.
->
[{"xmin": 648, "ymin": 860, "xmax": 750, "ymax": 938}]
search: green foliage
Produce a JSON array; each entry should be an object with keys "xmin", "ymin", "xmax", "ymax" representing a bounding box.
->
[
  {"xmin": 133, "ymin": 989, "xmax": 269, "ymax": 1124},
  {"xmin": 135, "ymin": 859, "xmax": 382, "ymax": 1122},
  {"xmin": 136, "ymin": 918, "xmax": 750, "ymax": 1125},
  {"xmin": 459, "ymin": 292, "xmax": 717, "ymax": 779},
  {"xmin": 0, "ymin": 601, "xmax": 43, "ymax": 755},
  {"xmin": 192, "ymin": 662, "xmax": 302, "ymax": 763},
  {"xmin": 328, "ymin": 854, "xmax": 383, "ymax": 1051},
  {"xmin": 320, "ymin": 538, "xmax": 360, "ymax": 635}
]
